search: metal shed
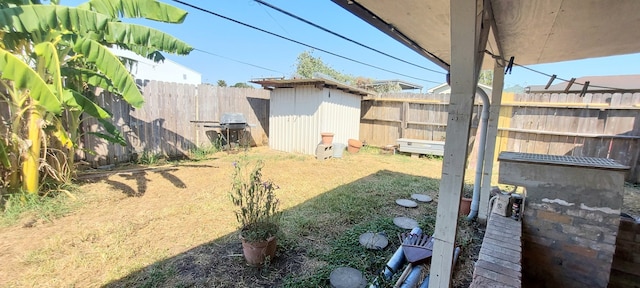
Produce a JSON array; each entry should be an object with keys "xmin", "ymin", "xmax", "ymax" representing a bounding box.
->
[{"xmin": 251, "ymin": 78, "xmax": 373, "ymax": 155}]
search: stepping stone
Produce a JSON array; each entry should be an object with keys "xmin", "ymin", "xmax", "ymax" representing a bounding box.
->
[
  {"xmin": 329, "ymin": 267, "xmax": 367, "ymax": 288},
  {"xmin": 411, "ymin": 193, "xmax": 433, "ymax": 203},
  {"xmin": 359, "ymin": 232, "xmax": 389, "ymax": 250},
  {"xmin": 396, "ymin": 199, "xmax": 418, "ymax": 208},
  {"xmin": 394, "ymin": 217, "xmax": 419, "ymax": 230}
]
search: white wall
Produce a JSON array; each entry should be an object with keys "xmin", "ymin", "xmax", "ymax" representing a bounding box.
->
[{"xmin": 110, "ymin": 48, "xmax": 202, "ymax": 85}]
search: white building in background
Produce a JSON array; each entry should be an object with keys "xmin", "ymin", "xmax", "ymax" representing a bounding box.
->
[{"xmin": 110, "ymin": 47, "xmax": 201, "ymax": 85}]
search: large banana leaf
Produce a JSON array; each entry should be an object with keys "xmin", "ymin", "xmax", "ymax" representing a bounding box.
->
[
  {"xmin": 77, "ymin": 0, "xmax": 187, "ymax": 23},
  {"xmin": 0, "ymin": 5, "xmax": 109, "ymax": 34},
  {"xmin": 51, "ymin": 117, "xmax": 73, "ymax": 149},
  {"xmin": 91, "ymin": 118, "xmax": 127, "ymax": 146},
  {"xmin": 0, "ymin": 140, "xmax": 11, "ymax": 168},
  {"xmin": 62, "ymin": 89, "xmax": 111, "ymax": 119},
  {"xmin": 0, "ymin": 48, "xmax": 61, "ymax": 114},
  {"xmin": 73, "ymin": 37, "xmax": 144, "ymax": 108},
  {"xmin": 106, "ymin": 22, "xmax": 193, "ymax": 55},
  {"xmin": 34, "ymin": 42, "xmax": 64, "ymax": 99},
  {"xmin": 0, "ymin": 0, "xmax": 42, "ymax": 8},
  {"xmin": 61, "ymin": 67, "xmax": 116, "ymax": 92}
]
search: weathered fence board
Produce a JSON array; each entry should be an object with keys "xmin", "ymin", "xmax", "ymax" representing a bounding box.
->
[
  {"xmin": 79, "ymin": 82, "xmax": 269, "ymax": 166},
  {"xmin": 3, "ymin": 85, "xmax": 639, "ymax": 182},
  {"xmin": 361, "ymin": 92, "xmax": 640, "ymax": 182}
]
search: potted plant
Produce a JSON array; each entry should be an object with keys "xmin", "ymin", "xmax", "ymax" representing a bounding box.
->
[
  {"xmin": 230, "ymin": 157, "xmax": 281, "ymax": 266},
  {"xmin": 459, "ymin": 183, "xmax": 473, "ymax": 215}
]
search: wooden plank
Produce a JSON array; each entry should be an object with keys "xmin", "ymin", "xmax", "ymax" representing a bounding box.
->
[
  {"xmin": 430, "ymin": 0, "xmax": 482, "ymax": 285},
  {"xmin": 401, "ymin": 101, "xmax": 409, "ymax": 138}
]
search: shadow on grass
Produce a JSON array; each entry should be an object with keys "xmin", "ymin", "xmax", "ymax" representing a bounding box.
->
[
  {"xmin": 98, "ymin": 165, "xmax": 210, "ymax": 197},
  {"xmin": 103, "ymin": 170, "xmax": 481, "ymax": 288}
]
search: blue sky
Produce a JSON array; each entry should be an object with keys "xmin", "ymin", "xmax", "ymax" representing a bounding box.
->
[{"xmin": 65, "ymin": 0, "xmax": 640, "ymax": 90}]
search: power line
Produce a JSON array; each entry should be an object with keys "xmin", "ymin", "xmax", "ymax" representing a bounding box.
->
[
  {"xmin": 485, "ymin": 50, "xmax": 634, "ymax": 92},
  {"xmin": 193, "ymin": 48, "xmax": 286, "ymax": 75},
  {"xmin": 170, "ymin": 0, "xmax": 441, "ymax": 84},
  {"xmin": 253, "ymin": 0, "xmax": 445, "ymax": 75}
]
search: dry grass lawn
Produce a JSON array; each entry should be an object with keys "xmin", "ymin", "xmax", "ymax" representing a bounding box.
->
[{"xmin": 0, "ymin": 146, "xmax": 638, "ymax": 287}]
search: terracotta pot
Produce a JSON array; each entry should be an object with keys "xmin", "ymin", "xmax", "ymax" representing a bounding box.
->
[
  {"xmin": 459, "ymin": 197, "xmax": 472, "ymax": 215},
  {"xmin": 320, "ymin": 132, "xmax": 334, "ymax": 145},
  {"xmin": 240, "ymin": 235, "xmax": 277, "ymax": 266},
  {"xmin": 347, "ymin": 138, "xmax": 362, "ymax": 153}
]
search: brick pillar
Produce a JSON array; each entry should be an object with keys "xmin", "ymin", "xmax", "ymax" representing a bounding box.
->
[
  {"xmin": 498, "ymin": 152, "xmax": 628, "ymax": 288},
  {"xmin": 608, "ymin": 218, "xmax": 640, "ymax": 287}
]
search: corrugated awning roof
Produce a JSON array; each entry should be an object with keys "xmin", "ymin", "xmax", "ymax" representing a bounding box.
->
[{"xmin": 332, "ymin": 0, "xmax": 640, "ymax": 70}]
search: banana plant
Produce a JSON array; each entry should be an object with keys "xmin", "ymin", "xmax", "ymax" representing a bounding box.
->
[{"xmin": 0, "ymin": 0, "xmax": 193, "ymax": 193}]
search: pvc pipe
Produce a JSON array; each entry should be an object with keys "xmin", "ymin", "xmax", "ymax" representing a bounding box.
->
[
  {"xmin": 370, "ymin": 227, "xmax": 422, "ymax": 288},
  {"xmin": 467, "ymin": 87, "xmax": 490, "ymax": 220},
  {"xmin": 416, "ymin": 247, "xmax": 461, "ymax": 288},
  {"xmin": 421, "ymin": 247, "xmax": 461, "ymax": 288},
  {"xmin": 399, "ymin": 264, "xmax": 423, "ymax": 288}
]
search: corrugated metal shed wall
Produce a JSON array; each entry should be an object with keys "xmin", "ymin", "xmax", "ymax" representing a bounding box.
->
[
  {"xmin": 319, "ymin": 89, "xmax": 360, "ymax": 151},
  {"xmin": 269, "ymin": 85, "xmax": 361, "ymax": 155}
]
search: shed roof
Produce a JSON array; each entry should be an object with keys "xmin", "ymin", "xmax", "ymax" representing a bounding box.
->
[
  {"xmin": 250, "ymin": 78, "xmax": 375, "ymax": 96},
  {"xmin": 332, "ymin": 0, "xmax": 640, "ymax": 70}
]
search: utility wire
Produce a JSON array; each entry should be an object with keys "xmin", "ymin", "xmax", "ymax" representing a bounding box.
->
[
  {"xmin": 170, "ymin": 0, "xmax": 441, "ymax": 84},
  {"xmin": 255, "ymin": 0, "xmax": 291, "ymax": 37},
  {"xmin": 485, "ymin": 50, "xmax": 634, "ymax": 91},
  {"xmin": 193, "ymin": 48, "xmax": 286, "ymax": 75},
  {"xmin": 253, "ymin": 0, "xmax": 445, "ymax": 75}
]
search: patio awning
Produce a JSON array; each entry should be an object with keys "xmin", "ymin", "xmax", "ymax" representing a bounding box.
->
[{"xmin": 332, "ymin": 0, "xmax": 640, "ymax": 70}]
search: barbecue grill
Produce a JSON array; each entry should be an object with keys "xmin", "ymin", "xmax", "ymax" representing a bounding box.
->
[{"xmin": 219, "ymin": 113, "xmax": 251, "ymax": 151}]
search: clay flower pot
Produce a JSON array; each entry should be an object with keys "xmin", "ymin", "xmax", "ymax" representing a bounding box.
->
[
  {"xmin": 321, "ymin": 132, "xmax": 334, "ymax": 145},
  {"xmin": 459, "ymin": 197, "xmax": 472, "ymax": 215},
  {"xmin": 347, "ymin": 138, "xmax": 362, "ymax": 153},
  {"xmin": 240, "ymin": 235, "xmax": 277, "ymax": 266}
]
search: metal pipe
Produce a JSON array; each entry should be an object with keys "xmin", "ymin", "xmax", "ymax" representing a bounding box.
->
[
  {"xmin": 399, "ymin": 264, "xmax": 423, "ymax": 288},
  {"xmin": 370, "ymin": 227, "xmax": 423, "ymax": 288},
  {"xmin": 417, "ymin": 247, "xmax": 461, "ymax": 288},
  {"xmin": 467, "ymin": 87, "xmax": 490, "ymax": 220}
]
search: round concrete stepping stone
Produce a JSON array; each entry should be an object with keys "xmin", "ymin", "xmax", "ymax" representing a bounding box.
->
[
  {"xmin": 394, "ymin": 217, "xmax": 419, "ymax": 229},
  {"xmin": 359, "ymin": 232, "xmax": 389, "ymax": 250},
  {"xmin": 411, "ymin": 193, "xmax": 433, "ymax": 203},
  {"xmin": 330, "ymin": 267, "xmax": 367, "ymax": 288},
  {"xmin": 396, "ymin": 199, "xmax": 418, "ymax": 208}
]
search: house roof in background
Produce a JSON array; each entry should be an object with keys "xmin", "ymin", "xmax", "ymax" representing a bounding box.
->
[
  {"xmin": 428, "ymin": 83, "xmax": 492, "ymax": 94},
  {"xmin": 527, "ymin": 74, "xmax": 640, "ymax": 93},
  {"xmin": 368, "ymin": 79, "xmax": 423, "ymax": 90},
  {"xmin": 250, "ymin": 77, "xmax": 375, "ymax": 96}
]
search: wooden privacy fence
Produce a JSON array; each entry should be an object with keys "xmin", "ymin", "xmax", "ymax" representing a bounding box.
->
[
  {"xmin": 70, "ymin": 85, "xmax": 640, "ymax": 182},
  {"xmin": 80, "ymin": 81, "xmax": 269, "ymax": 166},
  {"xmin": 361, "ymin": 92, "xmax": 640, "ymax": 182}
]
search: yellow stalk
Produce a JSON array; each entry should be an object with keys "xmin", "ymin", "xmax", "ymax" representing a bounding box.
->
[{"xmin": 22, "ymin": 106, "xmax": 42, "ymax": 194}]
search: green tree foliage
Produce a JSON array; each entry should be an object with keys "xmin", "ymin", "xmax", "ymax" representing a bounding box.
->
[
  {"xmin": 295, "ymin": 51, "xmax": 354, "ymax": 84},
  {"xmin": 232, "ymin": 82, "xmax": 252, "ymax": 88},
  {"xmin": 479, "ymin": 70, "xmax": 493, "ymax": 86},
  {"xmin": 217, "ymin": 80, "xmax": 227, "ymax": 87},
  {"xmin": 0, "ymin": 0, "xmax": 192, "ymax": 194}
]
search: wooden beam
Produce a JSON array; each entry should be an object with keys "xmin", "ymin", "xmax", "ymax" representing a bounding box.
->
[
  {"xmin": 429, "ymin": 0, "xmax": 485, "ymax": 287},
  {"xmin": 478, "ymin": 60, "xmax": 505, "ymax": 222},
  {"xmin": 401, "ymin": 101, "xmax": 409, "ymax": 138}
]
